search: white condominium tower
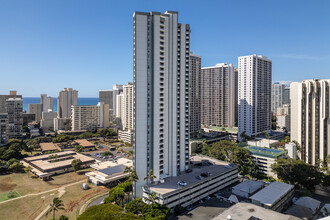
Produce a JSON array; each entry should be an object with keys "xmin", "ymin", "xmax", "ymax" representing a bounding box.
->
[
  {"xmin": 238, "ymin": 55, "xmax": 272, "ymax": 139},
  {"xmin": 133, "ymin": 11, "xmax": 190, "ymax": 197},
  {"xmin": 71, "ymin": 102, "xmax": 110, "ymax": 131},
  {"xmin": 40, "ymin": 94, "xmax": 54, "ymax": 112},
  {"xmin": 291, "ymin": 79, "xmax": 330, "ymax": 165},
  {"xmin": 58, "ymin": 88, "xmax": 78, "ymax": 119},
  {"xmin": 112, "ymin": 85, "xmax": 123, "ymax": 116},
  {"xmin": 122, "ymin": 83, "xmax": 134, "ymax": 130},
  {"xmin": 189, "ymin": 54, "xmax": 202, "ymax": 134},
  {"xmin": 201, "ymin": 63, "xmax": 236, "ymax": 128},
  {"xmin": 271, "ymin": 82, "xmax": 285, "ymax": 113}
]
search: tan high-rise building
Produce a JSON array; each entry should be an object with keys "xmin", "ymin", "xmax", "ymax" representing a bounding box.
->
[
  {"xmin": 71, "ymin": 102, "xmax": 109, "ymax": 131},
  {"xmin": 0, "ymin": 91, "xmax": 22, "ymax": 113},
  {"xmin": 291, "ymin": 79, "xmax": 330, "ymax": 165},
  {"xmin": 28, "ymin": 103, "xmax": 42, "ymax": 122},
  {"xmin": 201, "ymin": 63, "xmax": 236, "ymax": 127},
  {"xmin": 58, "ymin": 88, "xmax": 78, "ymax": 119},
  {"xmin": 189, "ymin": 54, "xmax": 202, "ymax": 134}
]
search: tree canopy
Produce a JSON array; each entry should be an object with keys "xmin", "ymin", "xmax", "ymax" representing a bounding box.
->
[
  {"xmin": 75, "ymin": 145, "xmax": 84, "ymax": 153},
  {"xmin": 71, "ymin": 159, "xmax": 83, "ymax": 172},
  {"xmin": 271, "ymin": 158, "xmax": 324, "ymax": 191},
  {"xmin": 53, "ymin": 134, "xmax": 74, "ymax": 143},
  {"xmin": 202, "ymin": 140, "xmax": 258, "ymax": 176},
  {"xmin": 78, "ymin": 204, "xmax": 139, "ymax": 220}
]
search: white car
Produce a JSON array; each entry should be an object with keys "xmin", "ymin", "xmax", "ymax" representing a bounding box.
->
[{"xmin": 177, "ymin": 180, "xmax": 187, "ymax": 186}]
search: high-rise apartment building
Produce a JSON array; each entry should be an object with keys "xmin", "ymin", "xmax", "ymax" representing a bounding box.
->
[
  {"xmin": 71, "ymin": 102, "xmax": 110, "ymax": 131},
  {"xmin": 28, "ymin": 103, "xmax": 42, "ymax": 122},
  {"xmin": 234, "ymin": 68, "xmax": 239, "ymax": 126},
  {"xmin": 40, "ymin": 110, "xmax": 57, "ymax": 129},
  {"xmin": 122, "ymin": 83, "xmax": 134, "ymax": 130},
  {"xmin": 291, "ymin": 79, "xmax": 330, "ymax": 165},
  {"xmin": 99, "ymin": 90, "xmax": 113, "ymax": 121},
  {"xmin": 201, "ymin": 63, "xmax": 236, "ymax": 127},
  {"xmin": 271, "ymin": 83, "xmax": 285, "ymax": 113},
  {"xmin": 58, "ymin": 88, "xmax": 78, "ymax": 119},
  {"xmin": 112, "ymin": 85, "xmax": 123, "ymax": 116},
  {"xmin": 40, "ymin": 94, "xmax": 53, "ymax": 112},
  {"xmin": 283, "ymin": 87, "xmax": 290, "ymax": 105},
  {"xmin": 0, "ymin": 113, "xmax": 8, "ymax": 146},
  {"xmin": 238, "ymin": 55, "xmax": 272, "ymax": 139},
  {"xmin": 0, "ymin": 91, "xmax": 22, "ymax": 113},
  {"xmin": 6, "ymin": 98, "xmax": 23, "ymax": 139},
  {"xmin": 133, "ymin": 11, "xmax": 190, "ymax": 197},
  {"xmin": 115, "ymin": 93, "xmax": 124, "ymax": 119},
  {"xmin": 189, "ymin": 54, "xmax": 202, "ymax": 134}
]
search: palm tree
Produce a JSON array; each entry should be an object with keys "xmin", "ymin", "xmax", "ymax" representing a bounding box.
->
[
  {"xmin": 124, "ymin": 166, "xmax": 139, "ymax": 201},
  {"xmin": 46, "ymin": 197, "xmax": 65, "ymax": 220},
  {"xmin": 144, "ymin": 192, "xmax": 158, "ymax": 207},
  {"xmin": 144, "ymin": 170, "xmax": 156, "ymax": 185}
]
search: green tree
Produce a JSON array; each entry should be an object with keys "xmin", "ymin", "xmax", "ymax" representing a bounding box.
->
[
  {"xmin": 58, "ymin": 215, "xmax": 69, "ymax": 220},
  {"xmin": 97, "ymin": 128, "xmax": 117, "ymax": 141},
  {"xmin": 124, "ymin": 166, "xmax": 139, "ymax": 202},
  {"xmin": 125, "ymin": 198, "xmax": 170, "ymax": 220},
  {"xmin": 102, "ymin": 151, "xmax": 113, "ymax": 156},
  {"xmin": 144, "ymin": 191, "xmax": 158, "ymax": 207},
  {"xmin": 71, "ymin": 159, "xmax": 83, "ymax": 172},
  {"xmin": 205, "ymin": 140, "xmax": 258, "ymax": 176},
  {"xmin": 271, "ymin": 158, "xmax": 324, "ymax": 191},
  {"xmin": 24, "ymin": 166, "xmax": 32, "ymax": 178},
  {"xmin": 74, "ymin": 145, "xmax": 84, "ymax": 153},
  {"xmin": 78, "ymin": 204, "xmax": 139, "ymax": 220},
  {"xmin": 46, "ymin": 197, "xmax": 65, "ymax": 220},
  {"xmin": 144, "ymin": 169, "xmax": 156, "ymax": 185},
  {"xmin": 7, "ymin": 159, "xmax": 24, "ymax": 172},
  {"xmin": 77, "ymin": 132, "xmax": 95, "ymax": 139},
  {"xmin": 53, "ymin": 134, "xmax": 74, "ymax": 143}
]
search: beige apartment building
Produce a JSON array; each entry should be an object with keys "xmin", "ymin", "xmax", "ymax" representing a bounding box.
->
[
  {"xmin": 28, "ymin": 103, "xmax": 42, "ymax": 122},
  {"xmin": 291, "ymin": 79, "xmax": 330, "ymax": 165},
  {"xmin": 201, "ymin": 63, "xmax": 236, "ymax": 127},
  {"xmin": 189, "ymin": 54, "xmax": 202, "ymax": 134},
  {"xmin": 71, "ymin": 102, "xmax": 110, "ymax": 131}
]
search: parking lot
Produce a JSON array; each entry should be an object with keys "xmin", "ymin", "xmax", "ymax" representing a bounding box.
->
[{"xmin": 82, "ymin": 145, "xmax": 129, "ymax": 163}]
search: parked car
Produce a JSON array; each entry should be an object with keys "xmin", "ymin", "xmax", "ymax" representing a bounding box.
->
[{"xmin": 177, "ymin": 180, "xmax": 187, "ymax": 186}]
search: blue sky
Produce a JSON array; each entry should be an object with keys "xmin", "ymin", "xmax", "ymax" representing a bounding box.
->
[{"xmin": 0, "ymin": 0, "xmax": 329, "ymax": 97}]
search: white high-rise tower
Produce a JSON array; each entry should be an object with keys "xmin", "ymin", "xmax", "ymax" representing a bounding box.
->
[
  {"xmin": 133, "ymin": 11, "xmax": 190, "ymax": 197},
  {"xmin": 238, "ymin": 55, "xmax": 272, "ymax": 139}
]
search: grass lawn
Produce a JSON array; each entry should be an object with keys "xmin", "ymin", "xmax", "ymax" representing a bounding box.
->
[
  {"xmin": 0, "ymin": 191, "xmax": 57, "ymax": 220},
  {"xmin": 0, "ymin": 168, "xmax": 91, "ymax": 196},
  {"xmin": 40, "ymin": 184, "xmax": 108, "ymax": 220},
  {"xmin": 0, "ymin": 191, "xmax": 20, "ymax": 202}
]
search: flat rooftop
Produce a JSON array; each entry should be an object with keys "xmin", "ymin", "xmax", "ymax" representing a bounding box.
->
[
  {"xmin": 74, "ymin": 139, "xmax": 95, "ymax": 147},
  {"xmin": 40, "ymin": 142, "xmax": 61, "ymax": 152},
  {"xmin": 213, "ymin": 203, "xmax": 300, "ymax": 220},
  {"xmin": 232, "ymin": 180, "xmax": 264, "ymax": 194},
  {"xmin": 246, "ymin": 146, "xmax": 286, "ymax": 159},
  {"xmin": 249, "ymin": 181, "xmax": 294, "ymax": 206},
  {"xmin": 24, "ymin": 151, "xmax": 95, "ymax": 173},
  {"xmin": 91, "ymin": 158, "xmax": 132, "ymax": 170},
  {"xmin": 148, "ymin": 155, "xmax": 237, "ymax": 195}
]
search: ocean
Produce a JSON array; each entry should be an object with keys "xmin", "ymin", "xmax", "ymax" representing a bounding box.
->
[{"xmin": 23, "ymin": 97, "xmax": 99, "ymax": 112}]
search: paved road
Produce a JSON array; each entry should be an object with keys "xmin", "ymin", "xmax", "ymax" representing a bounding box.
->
[{"xmin": 86, "ymin": 194, "xmax": 109, "ymax": 209}]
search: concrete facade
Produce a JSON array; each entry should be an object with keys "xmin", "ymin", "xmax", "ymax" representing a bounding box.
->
[
  {"xmin": 201, "ymin": 63, "xmax": 236, "ymax": 128},
  {"xmin": 133, "ymin": 11, "xmax": 190, "ymax": 197},
  {"xmin": 57, "ymin": 88, "xmax": 78, "ymax": 119},
  {"xmin": 189, "ymin": 54, "xmax": 202, "ymax": 134},
  {"xmin": 238, "ymin": 55, "xmax": 272, "ymax": 139},
  {"xmin": 28, "ymin": 103, "xmax": 42, "ymax": 122},
  {"xmin": 40, "ymin": 94, "xmax": 53, "ymax": 112},
  {"xmin": 0, "ymin": 113, "xmax": 8, "ymax": 146},
  {"xmin": 6, "ymin": 98, "xmax": 23, "ymax": 139},
  {"xmin": 290, "ymin": 79, "xmax": 330, "ymax": 165}
]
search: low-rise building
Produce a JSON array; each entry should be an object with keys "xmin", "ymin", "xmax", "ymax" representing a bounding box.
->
[
  {"xmin": 23, "ymin": 113, "xmax": 36, "ymax": 125},
  {"xmin": 246, "ymin": 146, "xmax": 287, "ymax": 177},
  {"xmin": 143, "ymin": 155, "xmax": 239, "ymax": 208},
  {"xmin": 22, "ymin": 151, "xmax": 95, "ymax": 180},
  {"xmin": 247, "ymin": 138, "xmax": 278, "ymax": 148},
  {"xmin": 118, "ymin": 129, "xmax": 133, "ymax": 144},
  {"xmin": 86, "ymin": 158, "xmax": 132, "ymax": 185},
  {"xmin": 73, "ymin": 139, "xmax": 96, "ymax": 151},
  {"xmin": 249, "ymin": 181, "xmax": 294, "ymax": 211},
  {"xmin": 213, "ymin": 203, "xmax": 300, "ymax": 220},
  {"xmin": 40, "ymin": 142, "xmax": 61, "ymax": 153},
  {"xmin": 232, "ymin": 180, "xmax": 264, "ymax": 198}
]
